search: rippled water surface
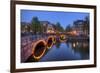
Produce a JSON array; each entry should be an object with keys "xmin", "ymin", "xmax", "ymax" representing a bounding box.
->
[{"xmin": 39, "ymin": 41, "xmax": 89, "ymax": 62}]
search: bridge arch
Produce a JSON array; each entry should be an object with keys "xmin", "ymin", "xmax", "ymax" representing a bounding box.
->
[
  {"xmin": 46, "ymin": 36, "xmax": 54, "ymax": 49},
  {"xmin": 32, "ymin": 40, "xmax": 46, "ymax": 60}
]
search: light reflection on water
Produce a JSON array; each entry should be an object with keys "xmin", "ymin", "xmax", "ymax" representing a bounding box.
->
[{"xmin": 39, "ymin": 41, "xmax": 89, "ymax": 62}]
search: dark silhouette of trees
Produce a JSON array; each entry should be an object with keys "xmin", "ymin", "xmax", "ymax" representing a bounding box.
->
[
  {"xmin": 31, "ymin": 17, "xmax": 42, "ymax": 34},
  {"xmin": 65, "ymin": 24, "xmax": 72, "ymax": 32},
  {"xmin": 55, "ymin": 22, "xmax": 64, "ymax": 32}
]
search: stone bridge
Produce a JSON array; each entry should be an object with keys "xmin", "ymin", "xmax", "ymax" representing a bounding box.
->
[{"xmin": 21, "ymin": 33, "xmax": 67, "ymax": 62}]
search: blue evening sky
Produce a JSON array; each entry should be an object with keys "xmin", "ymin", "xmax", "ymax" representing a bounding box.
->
[{"xmin": 21, "ymin": 10, "xmax": 89, "ymax": 29}]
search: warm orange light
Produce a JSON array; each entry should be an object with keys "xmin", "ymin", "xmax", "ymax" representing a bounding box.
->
[
  {"xmin": 73, "ymin": 30, "xmax": 77, "ymax": 34},
  {"xmin": 47, "ymin": 30, "xmax": 54, "ymax": 33}
]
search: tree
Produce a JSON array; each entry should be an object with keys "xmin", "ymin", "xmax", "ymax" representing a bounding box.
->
[
  {"xmin": 65, "ymin": 24, "xmax": 72, "ymax": 32},
  {"xmin": 31, "ymin": 17, "xmax": 42, "ymax": 34},
  {"xmin": 55, "ymin": 22, "xmax": 64, "ymax": 32}
]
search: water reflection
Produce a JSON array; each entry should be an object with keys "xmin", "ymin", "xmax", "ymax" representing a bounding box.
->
[
  {"xmin": 26, "ymin": 39, "xmax": 89, "ymax": 62},
  {"xmin": 55, "ymin": 41, "xmax": 61, "ymax": 49},
  {"xmin": 69, "ymin": 41, "xmax": 89, "ymax": 59},
  {"xmin": 39, "ymin": 40, "xmax": 89, "ymax": 62}
]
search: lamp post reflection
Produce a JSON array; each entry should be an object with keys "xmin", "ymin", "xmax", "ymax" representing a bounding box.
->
[{"xmin": 70, "ymin": 41, "xmax": 89, "ymax": 59}]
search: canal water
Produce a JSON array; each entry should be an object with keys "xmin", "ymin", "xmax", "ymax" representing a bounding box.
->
[{"xmin": 26, "ymin": 40, "xmax": 89, "ymax": 62}]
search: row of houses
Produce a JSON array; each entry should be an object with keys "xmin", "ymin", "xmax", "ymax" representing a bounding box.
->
[
  {"xmin": 21, "ymin": 19, "xmax": 89, "ymax": 36},
  {"xmin": 21, "ymin": 21, "xmax": 55, "ymax": 34},
  {"xmin": 72, "ymin": 20, "xmax": 89, "ymax": 36}
]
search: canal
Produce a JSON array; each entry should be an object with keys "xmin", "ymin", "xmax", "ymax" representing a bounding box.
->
[{"xmin": 26, "ymin": 38, "xmax": 89, "ymax": 62}]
